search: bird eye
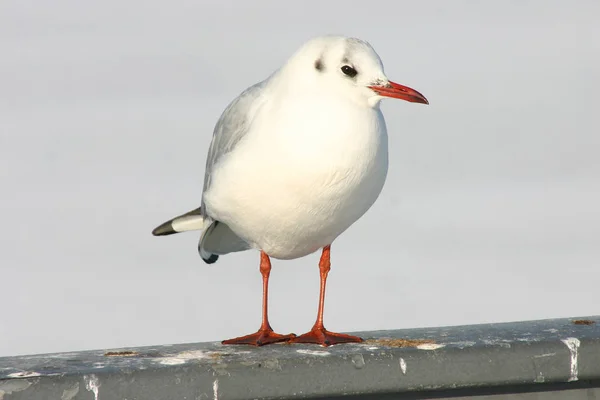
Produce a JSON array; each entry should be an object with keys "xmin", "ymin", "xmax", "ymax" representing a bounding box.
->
[{"xmin": 341, "ymin": 65, "xmax": 357, "ymax": 78}]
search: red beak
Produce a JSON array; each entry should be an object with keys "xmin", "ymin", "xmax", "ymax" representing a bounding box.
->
[{"xmin": 369, "ymin": 81, "xmax": 429, "ymax": 105}]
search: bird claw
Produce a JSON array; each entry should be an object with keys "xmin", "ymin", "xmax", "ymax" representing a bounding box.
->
[
  {"xmin": 291, "ymin": 326, "xmax": 363, "ymax": 347},
  {"xmin": 222, "ymin": 328, "xmax": 296, "ymax": 346}
]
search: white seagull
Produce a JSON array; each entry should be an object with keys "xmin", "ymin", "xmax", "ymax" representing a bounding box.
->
[{"xmin": 153, "ymin": 35, "xmax": 428, "ymax": 346}]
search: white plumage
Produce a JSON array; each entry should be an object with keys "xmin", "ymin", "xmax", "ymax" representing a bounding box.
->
[{"xmin": 153, "ymin": 35, "xmax": 428, "ymax": 264}]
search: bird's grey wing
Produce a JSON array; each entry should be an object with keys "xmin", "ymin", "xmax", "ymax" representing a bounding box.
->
[
  {"xmin": 201, "ymin": 78, "xmax": 270, "ymax": 199},
  {"xmin": 197, "ymin": 78, "xmax": 272, "ymax": 263},
  {"xmin": 153, "ymin": 78, "xmax": 272, "ymax": 263}
]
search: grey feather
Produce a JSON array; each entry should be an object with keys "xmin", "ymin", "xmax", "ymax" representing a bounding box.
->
[
  {"xmin": 201, "ymin": 78, "xmax": 270, "ymax": 195},
  {"xmin": 195, "ymin": 78, "xmax": 274, "ymax": 263},
  {"xmin": 152, "ymin": 207, "xmax": 202, "ymax": 236},
  {"xmin": 199, "ymin": 221, "xmax": 251, "ymax": 257}
]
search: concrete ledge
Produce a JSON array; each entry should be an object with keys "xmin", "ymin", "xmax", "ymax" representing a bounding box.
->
[{"xmin": 1, "ymin": 316, "xmax": 599, "ymax": 399}]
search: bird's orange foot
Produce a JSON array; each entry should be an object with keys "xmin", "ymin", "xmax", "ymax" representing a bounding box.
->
[
  {"xmin": 222, "ymin": 328, "xmax": 296, "ymax": 346},
  {"xmin": 291, "ymin": 326, "xmax": 363, "ymax": 347}
]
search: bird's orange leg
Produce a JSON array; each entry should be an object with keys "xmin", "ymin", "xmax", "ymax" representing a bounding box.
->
[
  {"xmin": 222, "ymin": 251, "xmax": 296, "ymax": 346},
  {"xmin": 291, "ymin": 245, "xmax": 363, "ymax": 346}
]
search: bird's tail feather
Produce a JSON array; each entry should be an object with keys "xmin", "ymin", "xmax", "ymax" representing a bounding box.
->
[
  {"xmin": 199, "ymin": 221, "xmax": 252, "ymax": 264},
  {"xmin": 152, "ymin": 207, "xmax": 205, "ymax": 236},
  {"xmin": 153, "ymin": 207, "xmax": 251, "ymax": 265}
]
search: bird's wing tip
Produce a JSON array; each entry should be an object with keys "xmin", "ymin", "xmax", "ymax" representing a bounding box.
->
[
  {"xmin": 152, "ymin": 221, "xmax": 176, "ymax": 236},
  {"xmin": 202, "ymin": 254, "xmax": 219, "ymax": 264}
]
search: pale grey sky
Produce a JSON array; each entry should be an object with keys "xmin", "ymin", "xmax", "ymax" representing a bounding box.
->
[{"xmin": 1, "ymin": 0, "xmax": 599, "ymax": 357}]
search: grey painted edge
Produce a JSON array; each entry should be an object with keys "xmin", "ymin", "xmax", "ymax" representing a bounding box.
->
[{"xmin": 1, "ymin": 316, "xmax": 599, "ymax": 399}]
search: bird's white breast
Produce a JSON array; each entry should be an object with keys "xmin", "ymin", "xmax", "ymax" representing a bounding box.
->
[{"xmin": 203, "ymin": 94, "xmax": 389, "ymax": 260}]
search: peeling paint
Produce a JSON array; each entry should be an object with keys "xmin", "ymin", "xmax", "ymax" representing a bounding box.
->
[
  {"xmin": 367, "ymin": 338, "xmax": 436, "ymax": 348},
  {"xmin": 535, "ymin": 371, "xmax": 545, "ymax": 383},
  {"xmin": 261, "ymin": 359, "xmax": 280, "ymax": 370},
  {"xmin": 159, "ymin": 350, "xmax": 215, "ymax": 365},
  {"xmin": 104, "ymin": 351, "xmax": 139, "ymax": 357},
  {"xmin": 351, "ymin": 354, "xmax": 365, "ymax": 369},
  {"xmin": 211, "ymin": 363, "xmax": 230, "ymax": 377},
  {"xmin": 6, "ymin": 371, "xmax": 41, "ymax": 378},
  {"xmin": 416, "ymin": 343, "xmax": 445, "ymax": 350},
  {"xmin": 1, "ymin": 317, "xmax": 598, "ymax": 398},
  {"xmin": 213, "ymin": 378, "xmax": 219, "ymax": 400},
  {"xmin": 561, "ymin": 337, "xmax": 580, "ymax": 382},
  {"xmin": 296, "ymin": 349, "xmax": 331, "ymax": 357},
  {"xmin": 482, "ymin": 339, "xmax": 511, "ymax": 349},
  {"xmin": 533, "ymin": 352, "xmax": 556, "ymax": 358},
  {"xmin": 516, "ymin": 337, "xmax": 540, "ymax": 342},
  {"xmin": 84, "ymin": 374, "xmax": 100, "ymax": 400},
  {"xmin": 572, "ymin": 319, "xmax": 596, "ymax": 326},
  {"xmin": 160, "ymin": 358, "xmax": 187, "ymax": 366},
  {"xmin": 399, "ymin": 358, "xmax": 407, "ymax": 375},
  {"xmin": 0, "ymin": 379, "xmax": 33, "ymax": 400},
  {"xmin": 31, "ymin": 352, "xmax": 82, "ymax": 360},
  {"xmin": 61, "ymin": 382, "xmax": 80, "ymax": 400},
  {"xmin": 448, "ymin": 340, "xmax": 477, "ymax": 349}
]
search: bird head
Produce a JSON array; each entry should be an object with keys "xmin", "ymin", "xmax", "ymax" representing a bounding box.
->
[{"xmin": 281, "ymin": 35, "xmax": 429, "ymax": 108}]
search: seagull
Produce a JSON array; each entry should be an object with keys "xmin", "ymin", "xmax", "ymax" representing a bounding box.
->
[{"xmin": 152, "ymin": 35, "xmax": 428, "ymax": 347}]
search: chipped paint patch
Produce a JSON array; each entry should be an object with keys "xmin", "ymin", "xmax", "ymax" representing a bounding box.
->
[
  {"xmin": 213, "ymin": 378, "xmax": 219, "ymax": 400},
  {"xmin": 366, "ymin": 338, "xmax": 436, "ymax": 348},
  {"xmin": 572, "ymin": 319, "xmax": 595, "ymax": 325},
  {"xmin": 226, "ymin": 350, "xmax": 252, "ymax": 355},
  {"xmin": 417, "ymin": 343, "xmax": 446, "ymax": 350},
  {"xmin": 448, "ymin": 340, "xmax": 477, "ymax": 348},
  {"xmin": 104, "ymin": 351, "xmax": 139, "ymax": 357},
  {"xmin": 211, "ymin": 363, "xmax": 230, "ymax": 377},
  {"xmin": 351, "ymin": 354, "xmax": 365, "ymax": 369},
  {"xmin": 84, "ymin": 374, "xmax": 100, "ymax": 400},
  {"xmin": 30, "ymin": 352, "xmax": 82, "ymax": 360},
  {"xmin": 261, "ymin": 359, "xmax": 281, "ymax": 370},
  {"xmin": 296, "ymin": 349, "xmax": 331, "ymax": 356},
  {"xmin": 399, "ymin": 358, "xmax": 407, "ymax": 375},
  {"xmin": 6, "ymin": 371, "xmax": 41, "ymax": 378},
  {"xmin": 516, "ymin": 337, "xmax": 540, "ymax": 342},
  {"xmin": 535, "ymin": 371, "xmax": 545, "ymax": 383},
  {"xmin": 533, "ymin": 352, "xmax": 556, "ymax": 358},
  {"xmin": 482, "ymin": 339, "xmax": 511, "ymax": 349},
  {"xmin": 61, "ymin": 382, "xmax": 79, "ymax": 400},
  {"xmin": 176, "ymin": 350, "xmax": 214, "ymax": 359},
  {"xmin": 0, "ymin": 379, "xmax": 33, "ymax": 399},
  {"xmin": 159, "ymin": 350, "xmax": 215, "ymax": 365},
  {"xmin": 160, "ymin": 358, "xmax": 187, "ymax": 366},
  {"xmin": 561, "ymin": 337, "xmax": 580, "ymax": 382}
]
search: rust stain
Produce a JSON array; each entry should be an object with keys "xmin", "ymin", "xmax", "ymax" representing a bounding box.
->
[
  {"xmin": 366, "ymin": 338, "xmax": 436, "ymax": 348},
  {"xmin": 104, "ymin": 351, "xmax": 139, "ymax": 357},
  {"xmin": 572, "ymin": 319, "xmax": 596, "ymax": 326}
]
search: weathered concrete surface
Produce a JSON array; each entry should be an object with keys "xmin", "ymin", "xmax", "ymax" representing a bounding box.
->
[{"xmin": 1, "ymin": 316, "xmax": 599, "ymax": 399}]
